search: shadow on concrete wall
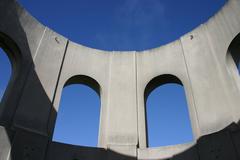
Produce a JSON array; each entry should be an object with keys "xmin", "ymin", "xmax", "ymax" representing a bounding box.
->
[
  {"xmin": 46, "ymin": 122, "xmax": 240, "ymax": 160},
  {"xmin": 144, "ymin": 74, "xmax": 184, "ymax": 147},
  {"xmin": 0, "ymin": 0, "xmax": 54, "ymax": 159},
  {"xmin": 53, "ymin": 122, "xmax": 240, "ymax": 160},
  {"xmin": 5, "ymin": 121, "xmax": 240, "ymax": 160},
  {"xmin": 170, "ymin": 122, "xmax": 240, "ymax": 160}
]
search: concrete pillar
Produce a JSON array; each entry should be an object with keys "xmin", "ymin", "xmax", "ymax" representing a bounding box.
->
[{"xmin": 106, "ymin": 53, "xmax": 138, "ymax": 158}]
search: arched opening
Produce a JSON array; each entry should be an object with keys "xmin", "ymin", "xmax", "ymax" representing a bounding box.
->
[
  {"xmin": 53, "ymin": 75, "xmax": 101, "ymax": 147},
  {"xmin": 0, "ymin": 48, "xmax": 12, "ymax": 102},
  {"xmin": 144, "ymin": 75, "xmax": 193, "ymax": 147},
  {"xmin": 226, "ymin": 33, "xmax": 240, "ymax": 83},
  {"xmin": 0, "ymin": 32, "xmax": 22, "ymax": 125}
]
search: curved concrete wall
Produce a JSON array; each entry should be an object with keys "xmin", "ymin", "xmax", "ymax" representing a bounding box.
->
[{"xmin": 0, "ymin": 0, "xmax": 240, "ymax": 159}]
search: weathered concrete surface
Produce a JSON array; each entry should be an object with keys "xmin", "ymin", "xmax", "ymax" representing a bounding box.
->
[
  {"xmin": 0, "ymin": 0, "xmax": 240, "ymax": 159},
  {"xmin": 13, "ymin": 29, "xmax": 68, "ymax": 135}
]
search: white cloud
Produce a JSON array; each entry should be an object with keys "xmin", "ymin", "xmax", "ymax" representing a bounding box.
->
[
  {"xmin": 114, "ymin": 0, "xmax": 167, "ymax": 26},
  {"xmin": 93, "ymin": 0, "xmax": 169, "ymax": 50}
]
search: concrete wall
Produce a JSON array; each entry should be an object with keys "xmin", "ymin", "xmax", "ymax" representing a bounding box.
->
[{"xmin": 0, "ymin": 0, "xmax": 240, "ymax": 159}]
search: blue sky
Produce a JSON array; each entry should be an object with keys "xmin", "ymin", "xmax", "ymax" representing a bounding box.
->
[
  {"xmin": 17, "ymin": 0, "xmax": 226, "ymax": 51},
  {"xmin": 0, "ymin": 48, "xmax": 11, "ymax": 100},
  {"xmin": 0, "ymin": 0, "xmax": 226, "ymax": 147},
  {"xmin": 146, "ymin": 84, "xmax": 192, "ymax": 146}
]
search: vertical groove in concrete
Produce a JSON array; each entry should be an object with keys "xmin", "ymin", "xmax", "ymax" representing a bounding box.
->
[
  {"xmin": 134, "ymin": 52, "xmax": 139, "ymax": 159},
  {"xmin": 106, "ymin": 53, "xmax": 113, "ymax": 148},
  {"xmin": 43, "ymin": 35, "xmax": 69, "ymax": 159},
  {"xmin": 51, "ymin": 39, "xmax": 69, "ymax": 107},
  {"xmin": 179, "ymin": 39, "xmax": 201, "ymax": 139},
  {"xmin": 134, "ymin": 52, "xmax": 139, "ymax": 147},
  {"xmin": 47, "ymin": 40, "xmax": 69, "ymax": 135},
  {"xmin": 33, "ymin": 27, "xmax": 47, "ymax": 61}
]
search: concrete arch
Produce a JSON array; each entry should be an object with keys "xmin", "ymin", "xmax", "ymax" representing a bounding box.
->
[
  {"xmin": 64, "ymin": 75, "xmax": 101, "ymax": 96},
  {"xmin": 51, "ymin": 73, "xmax": 107, "ymax": 148},
  {"xmin": 52, "ymin": 75, "xmax": 101, "ymax": 146},
  {"xmin": 144, "ymin": 74, "xmax": 182, "ymax": 103},
  {"xmin": 227, "ymin": 33, "xmax": 240, "ymax": 66},
  {"xmin": 226, "ymin": 33, "xmax": 240, "ymax": 90},
  {"xmin": 50, "ymin": 74, "xmax": 102, "ymax": 137},
  {"xmin": 0, "ymin": 32, "xmax": 23, "ymax": 126},
  {"xmin": 137, "ymin": 74, "xmax": 197, "ymax": 158},
  {"xmin": 143, "ymin": 74, "xmax": 192, "ymax": 147},
  {"xmin": 0, "ymin": 32, "xmax": 22, "ymax": 70}
]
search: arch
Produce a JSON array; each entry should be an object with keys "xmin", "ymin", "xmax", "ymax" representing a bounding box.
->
[
  {"xmin": 0, "ymin": 32, "xmax": 22, "ymax": 124},
  {"xmin": 0, "ymin": 32, "xmax": 22, "ymax": 97},
  {"xmin": 144, "ymin": 74, "xmax": 193, "ymax": 147},
  {"xmin": 0, "ymin": 48, "xmax": 12, "ymax": 101},
  {"xmin": 53, "ymin": 75, "xmax": 101, "ymax": 147},
  {"xmin": 0, "ymin": 32, "xmax": 22, "ymax": 72},
  {"xmin": 64, "ymin": 75, "xmax": 101, "ymax": 96},
  {"xmin": 226, "ymin": 33, "xmax": 240, "ymax": 87}
]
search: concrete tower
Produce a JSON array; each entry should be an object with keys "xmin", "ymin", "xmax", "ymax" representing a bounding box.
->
[{"xmin": 0, "ymin": 0, "xmax": 240, "ymax": 159}]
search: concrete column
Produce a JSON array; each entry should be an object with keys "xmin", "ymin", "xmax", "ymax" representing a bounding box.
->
[{"xmin": 106, "ymin": 52, "xmax": 138, "ymax": 158}]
